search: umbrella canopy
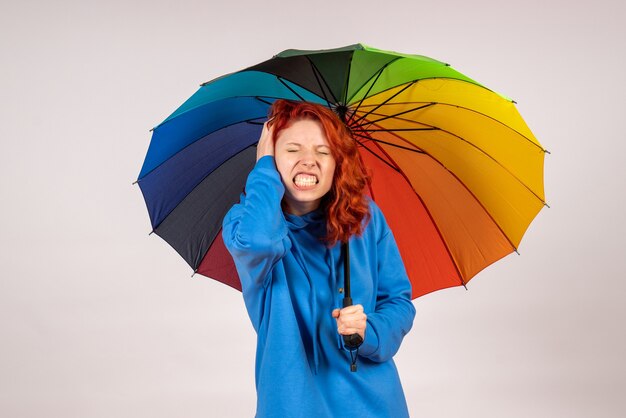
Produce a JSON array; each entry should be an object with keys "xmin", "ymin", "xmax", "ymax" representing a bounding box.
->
[{"xmin": 137, "ymin": 43, "xmax": 547, "ymax": 299}]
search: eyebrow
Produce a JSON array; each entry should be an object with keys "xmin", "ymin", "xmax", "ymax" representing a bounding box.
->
[{"xmin": 284, "ymin": 142, "xmax": 330, "ymax": 149}]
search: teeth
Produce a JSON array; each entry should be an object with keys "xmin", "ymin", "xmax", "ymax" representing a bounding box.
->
[{"xmin": 294, "ymin": 174, "xmax": 318, "ymax": 187}]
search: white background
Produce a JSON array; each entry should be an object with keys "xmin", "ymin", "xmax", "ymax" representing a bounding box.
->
[{"xmin": 1, "ymin": 0, "xmax": 625, "ymax": 416}]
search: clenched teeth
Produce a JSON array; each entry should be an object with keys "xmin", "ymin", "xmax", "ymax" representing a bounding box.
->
[{"xmin": 294, "ymin": 174, "xmax": 318, "ymax": 187}]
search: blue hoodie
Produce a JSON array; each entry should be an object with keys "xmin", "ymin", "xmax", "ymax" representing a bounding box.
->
[{"xmin": 223, "ymin": 156, "xmax": 416, "ymax": 417}]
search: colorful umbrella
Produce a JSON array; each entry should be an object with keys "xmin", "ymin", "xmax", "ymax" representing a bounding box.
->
[{"xmin": 137, "ymin": 43, "xmax": 547, "ymax": 299}]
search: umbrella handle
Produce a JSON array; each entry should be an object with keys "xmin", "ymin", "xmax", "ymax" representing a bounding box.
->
[
  {"xmin": 341, "ymin": 242, "xmax": 363, "ymax": 350},
  {"xmin": 342, "ymin": 296, "xmax": 364, "ymax": 350}
]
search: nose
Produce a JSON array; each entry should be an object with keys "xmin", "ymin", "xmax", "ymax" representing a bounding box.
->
[{"xmin": 299, "ymin": 149, "xmax": 317, "ymax": 168}]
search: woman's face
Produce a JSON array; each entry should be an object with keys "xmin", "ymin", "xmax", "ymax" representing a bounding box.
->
[{"xmin": 274, "ymin": 118, "xmax": 336, "ymax": 216}]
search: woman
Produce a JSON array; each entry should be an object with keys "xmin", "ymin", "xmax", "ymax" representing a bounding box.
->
[{"xmin": 222, "ymin": 100, "xmax": 416, "ymax": 417}]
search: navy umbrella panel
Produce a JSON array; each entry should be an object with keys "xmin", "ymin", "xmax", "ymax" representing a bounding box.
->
[
  {"xmin": 140, "ymin": 117, "xmax": 264, "ymax": 229},
  {"xmin": 154, "ymin": 146, "xmax": 258, "ymax": 271},
  {"xmin": 138, "ymin": 116, "xmax": 264, "ymax": 281}
]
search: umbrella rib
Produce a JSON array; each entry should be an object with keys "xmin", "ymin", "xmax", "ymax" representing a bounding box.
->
[
  {"xmin": 276, "ymin": 77, "xmax": 306, "ymax": 102},
  {"xmin": 359, "ymin": 127, "xmax": 439, "ymax": 132},
  {"xmin": 359, "ymin": 103, "xmax": 436, "ymax": 128},
  {"xmin": 342, "ymin": 52, "xmax": 354, "ymax": 105},
  {"xmin": 354, "ymin": 136, "xmax": 426, "ymax": 153},
  {"xmin": 352, "ymin": 133, "xmax": 402, "ymax": 173},
  {"xmin": 364, "ymin": 123, "xmax": 526, "ymax": 253},
  {"xmin": 371, "ymin": 115, "xmax": 546, "ymax": 205},
  {"xmin": 356, "ymin": 89, "xmax": 547, "ymax": 154},
  {"xmin": 305, "ymin": 56, "xmax": 337, "ymax": 106},
  {"xmin": 347, "ymin": 63, "xmax": 391, "ymax": 126},
  {"xmin": 357, "ymin": 101, "xmax": 547, "ymax": 154},
  {"xmin": 441, "ymin": 129, "xmax": 547, "ymax": 206},
  {"xmin": 254, "ymin": 96, "xmax": 275, "ymax": 107},
  {"xmin": 351, "ymin": 81, "xmax": 417, "ymax": 125},
  {"xmin": 350, "ymin": 76, "xmax": 503, "ymax": 109},
  {"xmin": 359, "ymin": 130, "xmax": 468, "ymax": 287},
  {"xmin": 441, "ymin": 102, "xmax": 547, "ymax": 153},
  {"xmin": 138, "ymin": 115, "xmax": 268, "ymax": 182},
  {"xmin": 347, "ymin": 57, "xmax": 402, "ymax": 107}
]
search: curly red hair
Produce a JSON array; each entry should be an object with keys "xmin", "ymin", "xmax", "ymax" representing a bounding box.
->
[{"xmin": 268, "ymin": 100, "xmax": 370, "ymax": 245}]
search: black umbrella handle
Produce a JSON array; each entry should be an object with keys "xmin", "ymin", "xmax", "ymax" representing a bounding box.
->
[
  {"xmin": 342, "ymin": 296, "xmax": 364, "ymax": 350},
  {"xmin": 341, "ymin": 242, "xmax": 363, "ymax": 351}
]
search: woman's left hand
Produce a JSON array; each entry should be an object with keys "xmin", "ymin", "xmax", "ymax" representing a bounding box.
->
[{"xmin": 332, "ymin": 304, "xmax": 367, "ymax": 340}]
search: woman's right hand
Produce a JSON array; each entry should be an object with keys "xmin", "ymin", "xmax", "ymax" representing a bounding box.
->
[{"xmin": 256, "ymin": 120, "xmax": 274, "ymax": 161}]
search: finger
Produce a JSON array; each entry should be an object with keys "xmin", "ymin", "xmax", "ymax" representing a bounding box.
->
[
  {"xmin": 343, "ymin": 312, "xmax": 367, "ymax": 321},
  {"xmin": 338, "ymin": 326, "xmax": 366, "ymax": 337},
  {"xmin": 260, "ymin": 123, "xmax": 272, "ymax": 141},
  {"xmin": 338, "ymin": 317, "xmax": 367, "ymax": 329},
  {"xmin": 337, "ymin": 311, "xmax": 367, "ymax": 322},
  {"xmin": 336, "ymin": 312, "xmax": 367, "ymax": 326},
  {"xmin": 331, "ymin": 309, "xmax": 340, "ymax": 318},
  {"xmin": 337, "ymin": 326, "xmax": 366, "ymax": 337},
  {"xmin": 340, "ymin": 304, "xmax": 364, "ymax": 315},
  {"xmin": 256, "ymin": 123, "xmax": 275, "ymax": 160}
]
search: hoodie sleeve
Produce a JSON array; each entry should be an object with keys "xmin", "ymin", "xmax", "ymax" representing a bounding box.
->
[
  {"xmin": 358, "ymin": 207, "xmax": 416, "ymax": 363},
  {"xmin": 222, "ymin": 156, "xmax": 291, "ymax": 292}
]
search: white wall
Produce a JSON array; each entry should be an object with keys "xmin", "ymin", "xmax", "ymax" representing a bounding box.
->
[{"xmin": 1, "ymin": 0, "xmax": 625, "ymax": 416}]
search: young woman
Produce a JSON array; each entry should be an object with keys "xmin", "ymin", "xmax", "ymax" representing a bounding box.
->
[{"xmin": 223, "ymin": 100, "xmax": 415, "ymax": 417}]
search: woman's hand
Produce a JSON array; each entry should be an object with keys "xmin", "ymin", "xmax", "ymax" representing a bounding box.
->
[
  {"xmin": 332, "ymin": 304, "xmax": 367, "ymax": 340},
  {"xmin": 256, "ymin": 120, "xmax": 275, "ymax": 161}
]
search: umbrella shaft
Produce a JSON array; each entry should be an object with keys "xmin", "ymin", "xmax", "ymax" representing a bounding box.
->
[{"xmin": 342, "ymin": 242, "xmax": 351, "ymax": 299}]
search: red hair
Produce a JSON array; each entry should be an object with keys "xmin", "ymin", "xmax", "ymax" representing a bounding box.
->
[{"xmin": 268, "ymin": 100, "xmax": 370, "ymax": 245}]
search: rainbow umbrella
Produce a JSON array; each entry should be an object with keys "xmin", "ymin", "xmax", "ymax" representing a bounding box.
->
[{"xmin": 137, "ymin": 43, "xmax": 547, "ymax": 298}]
